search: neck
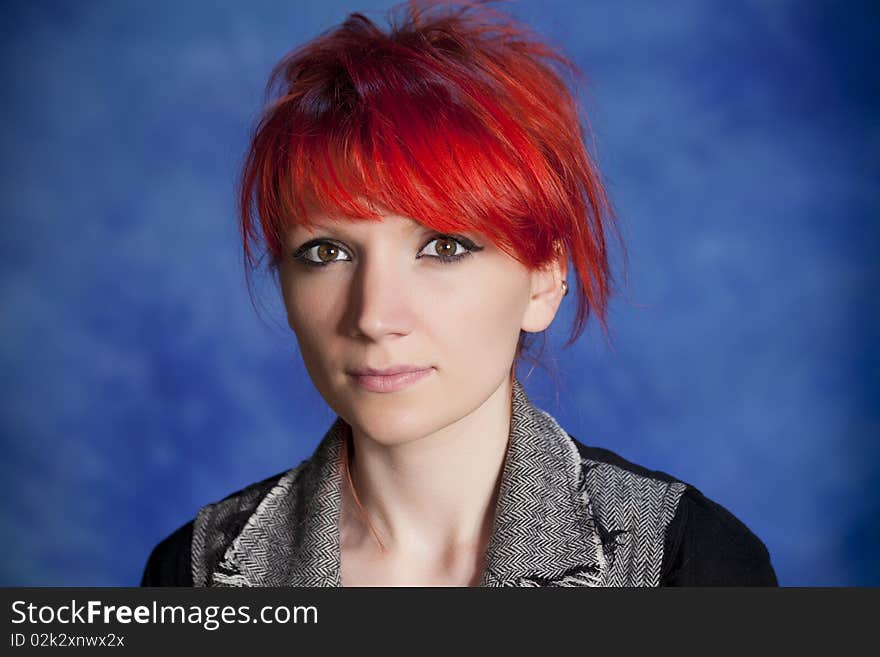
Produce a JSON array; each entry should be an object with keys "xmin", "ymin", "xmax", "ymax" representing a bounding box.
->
[{"xmin": 340, "ymin": 376, "xmax": 514, "ymax": 561}]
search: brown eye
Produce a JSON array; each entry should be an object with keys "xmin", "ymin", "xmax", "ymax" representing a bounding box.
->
[
  {"xmin": 433, "ymin": 238, "xmax": 457, "ymax": 257},
  {"xmin": 419, "ymin": 236, "xmax": 468, "ymax": 260},
  {"xmin": 293, "ymin": 240, "xmax": 352, "ymax": 266},
  {"xmin": 316, "ymin": 243, "xmax": 339, "ymax": 263}
]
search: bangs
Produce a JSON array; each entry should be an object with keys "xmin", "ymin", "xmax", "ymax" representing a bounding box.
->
[{"xmin": 290, "ymin": 76, "xmax": 525, "ymax": 236}]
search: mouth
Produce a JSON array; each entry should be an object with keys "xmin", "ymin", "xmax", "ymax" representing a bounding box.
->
[{"xmin": 347, "ymin": 367, "xmax": 434, "ymax": 393}]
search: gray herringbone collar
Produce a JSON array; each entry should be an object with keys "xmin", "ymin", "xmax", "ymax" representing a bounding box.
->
[
  {"xmin": 210, "ymin": 379, "xmax": 606, "ymax": 587},
  {"xmin": 480, "ymin": 380, "xmax": 605, "ymax": 586}
]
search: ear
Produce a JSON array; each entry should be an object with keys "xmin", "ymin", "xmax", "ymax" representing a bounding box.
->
[{"xmin": 521, "ymin": 241, "xmax": 568, "ymax": 333}]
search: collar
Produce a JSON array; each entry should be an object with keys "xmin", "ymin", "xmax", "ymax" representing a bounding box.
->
[{"xmin": 210, "ymin": 378, "xmax": 606, "ymax": 587}]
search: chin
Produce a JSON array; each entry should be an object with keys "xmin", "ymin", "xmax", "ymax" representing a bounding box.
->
[
  {"xmin": 330, "ymin": 395, "xmax": 454, "ymax": 447},
  {"xmin": 345, "ymin": 402, "xmax": 449, "ymax": 448}
]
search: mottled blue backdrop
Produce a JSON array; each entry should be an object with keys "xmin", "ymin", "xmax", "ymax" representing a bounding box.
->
[{"xmin": 1, "ymin": 0, "xmax": 877, "ymax": 586}]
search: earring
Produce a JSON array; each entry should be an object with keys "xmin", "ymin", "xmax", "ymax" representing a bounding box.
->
[{"xmin": 561, "ymin": 280, "xmax": 569, "ymax": 297}]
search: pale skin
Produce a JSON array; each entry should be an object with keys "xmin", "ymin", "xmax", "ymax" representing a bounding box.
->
[{"xmin": 277, "ymin": 206, "xmax": 567, "ymax": 586}]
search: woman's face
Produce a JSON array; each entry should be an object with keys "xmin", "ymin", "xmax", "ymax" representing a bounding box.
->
[{"xmin": 277, "ymin": 207, "xmax": 565, "ymax": 447}]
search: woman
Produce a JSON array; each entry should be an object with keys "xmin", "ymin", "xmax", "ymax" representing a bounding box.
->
[{"xmin": 142, "ymin": 0, "xmax": 777, "ymax": 587}]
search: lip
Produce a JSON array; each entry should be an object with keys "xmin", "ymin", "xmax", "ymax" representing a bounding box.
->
[{"xmin": 348, "ymin": 366, "xmax": 434, "ymax": 393}]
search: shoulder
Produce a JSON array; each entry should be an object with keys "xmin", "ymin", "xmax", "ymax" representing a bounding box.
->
[
  {"xmin": 140, "ymin": 469, "xmax": 291, "ymax": 587},
  {"xmin": 662, "ymin": 485, "xmax": 778, "ymax": 586},
  {"xmin": 140, "ymin": 519, "xmax": 194, "ymax": 586},
  {"xmin": 572, "ymin": 436, "xmax": 688, "ymax": 530},
  {"xmin": 572, "ymin": 439, "xmax": 682, "ymax": 487},
  {"xmin": 568, "ymin": 435, "xmax": 778, "ymax": 587}
]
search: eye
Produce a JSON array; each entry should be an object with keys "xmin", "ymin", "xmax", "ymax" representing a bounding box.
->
[
  {"xmin": 292, "ymin": 240, "xmax": 352, "ymax": 266},
  {"xmin": 417, "ymin": 235, "xmax": 481, "ymax": 263}
]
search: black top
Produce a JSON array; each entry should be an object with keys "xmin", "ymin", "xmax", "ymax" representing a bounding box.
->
[{"xmin": 141, "ymin": 442, "xmax": 778, "ymax": 587}]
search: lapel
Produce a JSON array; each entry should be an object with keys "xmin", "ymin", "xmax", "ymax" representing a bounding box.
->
[{"xmin": 210, "ymin": 379, "xmax": 607, "ymax": 587}]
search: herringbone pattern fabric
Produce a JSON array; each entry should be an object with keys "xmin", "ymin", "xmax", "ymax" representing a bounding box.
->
[
  {"xmin": 478, "ymin": 384, "xmax": 605, "ymax": 586},
  {"xmin": 191, "ymin": 379, "xmax": 687, "ymax": 587},
  {"xmin": 583, "ymin": 462, "xmax": 686, "ymax": 586},
  {"xmin": 191, "ymin": 474, "xmax": 281, "ymax": 586},
  {"xmin": 200, "ymin": 418, "xmax": 348, "ymax": 587}
]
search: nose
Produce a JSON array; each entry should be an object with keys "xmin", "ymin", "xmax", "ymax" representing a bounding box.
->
[{"xmin": 347, "ymin": 250, "xmax": 413, "ymax": 341}]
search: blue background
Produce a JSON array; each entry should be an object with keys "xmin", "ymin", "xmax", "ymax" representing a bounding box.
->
[{"xmin": 1, "ymin": 0, "xmax": 877, "ymax": 586}]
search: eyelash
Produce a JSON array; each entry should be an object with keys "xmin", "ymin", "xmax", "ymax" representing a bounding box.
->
[{"xmin": 291, "ymin": 234, "xmax": 482, "ymax": 268}]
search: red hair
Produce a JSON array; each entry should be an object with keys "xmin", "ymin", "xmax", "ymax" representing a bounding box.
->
[{"xmin": 239, "ymin": 0, "xmax": 621, "ymax": 351}]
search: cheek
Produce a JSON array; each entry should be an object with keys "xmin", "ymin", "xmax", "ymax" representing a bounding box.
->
[
  {"xmin": 438, "ymin": 266, "xmax": 528, "ymax": 368},
  {"xmin": 281, "ymin": 280, "xmax": 339, "ymax": 360},
  {"xmin": 454, "ymin": 286, "xmax": 522, "ymax": 337}
]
